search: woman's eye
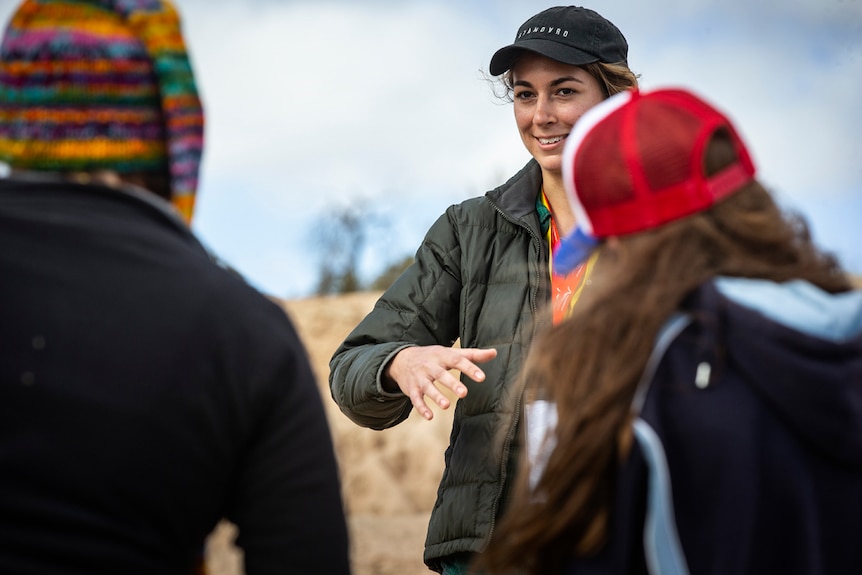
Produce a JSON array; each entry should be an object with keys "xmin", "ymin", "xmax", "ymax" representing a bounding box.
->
[
  {"xmin": 515, "ymin": 90, "xmax": 535, "ymax": 100},
  {"xmin": 557, "ymin": 87, "xmax": 575, "ymax": 96}
]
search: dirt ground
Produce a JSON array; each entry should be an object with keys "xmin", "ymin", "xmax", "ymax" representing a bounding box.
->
[{"xmin": 204, "ymin": 291, "xmax": 453, "ymax": 575}]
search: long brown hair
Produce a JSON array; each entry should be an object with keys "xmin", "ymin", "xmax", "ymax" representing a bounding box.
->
[{"xmin": 476, "ymin": 133, "xmax": 852, "ymax": 575}]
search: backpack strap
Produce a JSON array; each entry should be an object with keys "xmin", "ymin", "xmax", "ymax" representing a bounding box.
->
[{"xmin": 631, "ymin": 313, "xmax": 692, "ymax": 575}]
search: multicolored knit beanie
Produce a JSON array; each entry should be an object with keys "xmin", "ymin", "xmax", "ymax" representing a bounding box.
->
[{"xmin": 0, "ymin": 0, "xmax": 204, "ymax": 223}]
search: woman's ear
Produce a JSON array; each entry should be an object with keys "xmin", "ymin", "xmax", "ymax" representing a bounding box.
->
[
  {"xmin": 603, "ymin": 236, "xmax": 623, "ymax": 259},
  {"xmin": 594, "ymin": 236, "xmax": 624, "ymax": 271}
]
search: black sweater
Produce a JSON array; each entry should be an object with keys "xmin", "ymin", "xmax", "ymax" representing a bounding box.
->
[{"xmin": 0, "ymin": 178, "xmax": 350, "ymax": 575}]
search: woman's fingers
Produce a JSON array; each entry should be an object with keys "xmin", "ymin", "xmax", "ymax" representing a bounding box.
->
[
  {"xmin": 389, "ymin": 345, "xmax": 498, "ymax": 420},
  {"xmin": 450, "ymin": 347, "xmax": 498, "ymax": 384}
]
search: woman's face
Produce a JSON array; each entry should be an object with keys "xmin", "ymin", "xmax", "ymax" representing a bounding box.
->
[{"xmin": 511, "ymin": 53, "xmax": 605, "ymax": 178}]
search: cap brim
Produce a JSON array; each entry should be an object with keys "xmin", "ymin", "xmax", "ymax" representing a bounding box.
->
[
  {"xmin": 553, "ymin": 227, "xmax": 599, "ymax": 275},
  {"xmin": 489, "ymin": 39, "xmax": 598, "ymax": 75}
]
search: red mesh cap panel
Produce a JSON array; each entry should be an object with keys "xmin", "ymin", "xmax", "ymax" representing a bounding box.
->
[
  {"xmin": 638, "ymin": 99, "xmax": 703, "ymax": 198},
  {"xmin": 562, "ymin": 87, "xmax": 757, "ymax": 241},
  {"xmin": 573, "ymin": 111, "xmax": 635, "ymax": 210}
]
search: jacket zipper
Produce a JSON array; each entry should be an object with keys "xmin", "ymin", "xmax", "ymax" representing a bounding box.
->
[{"xmin": 486, "ymin": 200, "xmax": 546, "ymax": 544}]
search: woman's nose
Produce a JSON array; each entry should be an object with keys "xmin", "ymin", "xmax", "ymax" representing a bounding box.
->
[{"xmin": 533, "ymin": 94, "xmax": 555, "ymax": 125}]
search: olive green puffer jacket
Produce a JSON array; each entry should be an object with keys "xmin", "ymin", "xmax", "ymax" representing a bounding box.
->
[{"xmin": 329, "ymin": 160, "xmax": 551, "ymax": 572}]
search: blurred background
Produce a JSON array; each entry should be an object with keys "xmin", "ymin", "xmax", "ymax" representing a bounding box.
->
[{"xmin": 2, "ymin": 0, "xmax": 860, "ymax": 298}]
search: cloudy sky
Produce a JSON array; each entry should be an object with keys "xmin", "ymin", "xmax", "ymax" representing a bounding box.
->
[{"xmin": 2, "ymin": 0, "xmax": 860, "ymax": 297}]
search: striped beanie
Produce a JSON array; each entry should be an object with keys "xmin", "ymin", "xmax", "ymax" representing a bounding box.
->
[{"xmin": 0, "ymin": 0, "xmax": 204, "ymax": 223}]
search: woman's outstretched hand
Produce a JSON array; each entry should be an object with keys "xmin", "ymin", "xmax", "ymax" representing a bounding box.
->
[{"xmin": 383, "ymin": 345, "xmax": 498, "ymax": 420}]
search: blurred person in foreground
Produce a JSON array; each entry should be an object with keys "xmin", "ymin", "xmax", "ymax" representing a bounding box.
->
[
  {"xmin": 478, "ymin": 87, "xmax": 862, "ymax": 574},
  {"xmin": 0, "ymin": 1, "xmax": 350, "ymax": 574}
]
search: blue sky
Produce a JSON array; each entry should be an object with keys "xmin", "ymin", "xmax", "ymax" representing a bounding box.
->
[{"xmin": 2, "ymin": 0, "xmax": 860, "ymax": 297}]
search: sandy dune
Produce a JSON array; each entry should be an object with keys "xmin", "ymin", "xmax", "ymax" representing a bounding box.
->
[{"xmin": 205, "ymin": 291, "xmax": 453, "ymax": 575}]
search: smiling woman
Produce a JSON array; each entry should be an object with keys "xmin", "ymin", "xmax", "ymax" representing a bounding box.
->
[
  {"xmin": 508, "ymin": 53, "xmax": 605, "ymax": 234},
  {"xmin": 328, "ymin": 6, "xmax": 639, "ymax": 575}
]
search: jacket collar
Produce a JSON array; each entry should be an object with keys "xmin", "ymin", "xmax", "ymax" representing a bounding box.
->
[{"xmin": 485, "ymin": 159, "xmax": 543, "ymax": 226}]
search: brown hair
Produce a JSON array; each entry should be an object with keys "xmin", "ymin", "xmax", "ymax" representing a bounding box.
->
[
  {"xmin": 63, "ymin": 168, "xmax": 172, "ymax": 201},
  {"xmin": 476, "ymin": 132, "xmax": 852, "ymax": 575}
]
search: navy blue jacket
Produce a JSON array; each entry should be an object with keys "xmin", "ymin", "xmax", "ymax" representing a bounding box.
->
[{"xmin": 567, "ymin": 277, "xmax": 862, "ymax": 575}]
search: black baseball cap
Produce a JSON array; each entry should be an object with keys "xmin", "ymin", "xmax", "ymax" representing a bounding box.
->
[{"xmin": 489, "ymin": 6, "xmax": 629, "ymax": 75}]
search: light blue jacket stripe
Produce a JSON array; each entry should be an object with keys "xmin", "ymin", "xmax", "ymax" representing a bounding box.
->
[{"xmin": 633, "ymin": 419, "xmax": 691, "ymax": 575}]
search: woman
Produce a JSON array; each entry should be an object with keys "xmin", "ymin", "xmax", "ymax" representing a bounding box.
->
[
  {"xmin": 479, "ymin": 87, "xmax": 862, "ymax": 574},
  {"xmin": 329, "ymin": 6, "xmax": 639, "ymax": 574}
]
